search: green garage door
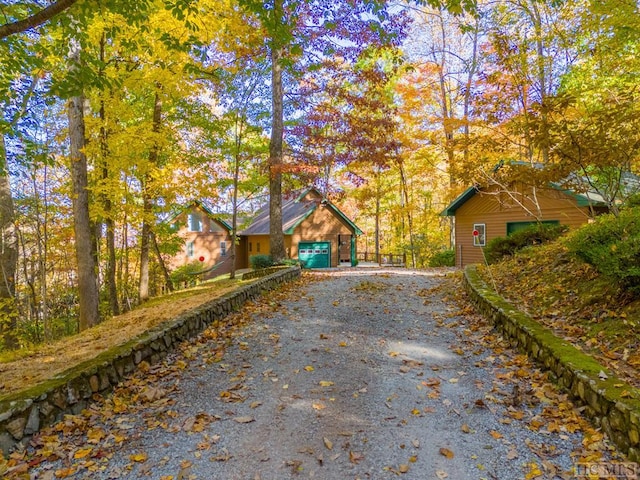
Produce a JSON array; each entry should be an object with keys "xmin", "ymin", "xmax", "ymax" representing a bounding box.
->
[{"xmin": 298, "ymin": 242, "xmax": 331, "ymax": 269}]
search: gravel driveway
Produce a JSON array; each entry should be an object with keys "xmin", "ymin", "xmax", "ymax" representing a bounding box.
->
[{"xmin": 30, "ymin": 269, "xmax": 624, "ymax": 480}]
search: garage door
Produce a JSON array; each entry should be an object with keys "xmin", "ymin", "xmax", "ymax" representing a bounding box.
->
[{"xmin": 298, "ymin": 242, "xmax": 331, "ymax": 269}]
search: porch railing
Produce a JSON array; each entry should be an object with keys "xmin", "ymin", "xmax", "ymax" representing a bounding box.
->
[{"xmin": 357, "ymin": 252, "xmax": 406, "ymax": 267}]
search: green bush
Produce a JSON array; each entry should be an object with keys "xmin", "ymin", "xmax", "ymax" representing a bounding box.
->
[
  {"xmin": 250, "ymin": 254, "xmax": 274, "ymax": 269},
  {"xmin": 170, "ymin": 262, "xmax": 203, "ymax": 287},
  {"xmin": 429, "ymin": 249, "xmax": 455, "ymax": 267},
  {"xmin": 484, "ymin": 223, "xmax": 568, "ymax": 264},
  {"xmin": 277, "ymin": 258, "xmax": 302, "ymax": 267},
  {"xmin": 566, "ymin": 207, "xmax": 640, "ymax": 295}
]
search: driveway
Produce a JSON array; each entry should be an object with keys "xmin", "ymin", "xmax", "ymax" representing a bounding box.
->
[{"xmin": 29, "ymin": 269, "xmax": 622, "ymax": 480}]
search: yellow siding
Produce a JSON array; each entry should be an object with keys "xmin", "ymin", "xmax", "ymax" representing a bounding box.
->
[{"xmin": 454, "ymin": 186, "xmax": 594, "ymax": 267}]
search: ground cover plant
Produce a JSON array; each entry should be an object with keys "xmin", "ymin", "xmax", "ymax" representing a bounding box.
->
[{"xmin": 477, "ymin": 239, "xmax": 640, "ymax": 389}]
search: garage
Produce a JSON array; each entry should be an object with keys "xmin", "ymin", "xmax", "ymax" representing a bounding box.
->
[{"xmin": 298, "ymin": 242, "xmax": 331, "ymax": 268}]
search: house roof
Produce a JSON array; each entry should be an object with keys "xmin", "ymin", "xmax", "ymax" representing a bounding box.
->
[
  {"xmin": 239, "ymin": 187, "xmax": 363, "ymax": 236},
  {"xmin": 169, "ymin": 200, "xmax": 233, "ymax": 231},
  {"xmin": 440, "ymin": 183, "xmax": 610, "ymax": 217}
]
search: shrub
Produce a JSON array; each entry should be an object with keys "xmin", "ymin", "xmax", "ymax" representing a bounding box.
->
[
  {"xmin": 566, "ymin": 207, "xmax": 640, "ymax": 296},
  {"xmin": 170, "ymin": 262, "xmax": 203, "ymax": 287},
  {"xmin": 484, "ymin": 223, "xmax": 568, "ymax": 264},
  {"xmin": 277, "ymin": 258, "xmax": 302, "ymax": 267},
  {"xmin": 250, "ymin": 254, "xmax": 274, "ymax": 270},
  {"xmin": 429, "ymin": 249, "xmax": 455, "ymax": 267}
]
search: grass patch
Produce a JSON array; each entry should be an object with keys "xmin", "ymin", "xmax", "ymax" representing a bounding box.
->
[{"xmin": 0, "ymin": 276, "xmax": 249, "ymax": 396}]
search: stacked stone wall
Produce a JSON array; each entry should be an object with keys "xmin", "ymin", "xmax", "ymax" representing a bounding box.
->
[
  {"xmin": 464, "ymin": 266, "xmax": 640, "ymax": 462},
  {"xmin": 0, "ymin": 267, "xmax": 301, "ymax": 454}
]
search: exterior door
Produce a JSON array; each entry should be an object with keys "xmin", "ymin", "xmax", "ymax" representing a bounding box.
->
[
  {"xmin": 338, "ymin": 235, "xmax": 352, "ymax": 265},
  {"xmin": 298, "ymin": 242, "xmax": 331, "ymax": 268}
]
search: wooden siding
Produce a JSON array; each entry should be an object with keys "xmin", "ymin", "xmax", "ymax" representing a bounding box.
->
[
  {"xmin": 454, "ymin": 186, "xmax": 594, "ymax": 268},
  {"xmin": 169, "ymin": 205, "xmax": 236, "ymax": 277},
  {"xmin": 291, "ymin": 204, "xmax": 354, "ymax": 267}
]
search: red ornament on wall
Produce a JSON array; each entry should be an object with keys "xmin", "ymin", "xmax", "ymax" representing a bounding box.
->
[
  {"xmin": 472, "ymin": 230, "xmax": 479, "ymax": 237},
  {"xmin": 199, "ymin": 256, "xmax": 205, "ymax": 262}
]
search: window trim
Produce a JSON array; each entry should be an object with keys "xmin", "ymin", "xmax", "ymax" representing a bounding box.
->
[
  {"xmin": 220, "ymin": 241, "xmax": 227, "ymax": 257},
  {"xmin": 473, "ymin": 223, "xmax": 486, "ymax": 247}
]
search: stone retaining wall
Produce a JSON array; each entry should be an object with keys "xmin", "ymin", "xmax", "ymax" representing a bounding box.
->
[
  {"xmin": 241, "ymin": 265, "xmax": 291, "ymax": 281},
  {"xmin": 463, "ymin": 266, "xmax": 640, "ymax": 462},
  {"xmin": 0, "ymin": 267, "xmax": 301, "ymax": 455}
]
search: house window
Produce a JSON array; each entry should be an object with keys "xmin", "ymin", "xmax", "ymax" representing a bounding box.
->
[
  {"xmin": 186, "ymin": 241, "xmax": 195, "ymax": 258},
  {"xmin": 220, "ymin": 241, "xmax": 227, "ymax": 257},
  {"xmin": 188, "ymin": 213, "xmax": 203, "ymax": 232},
  {"xmin": 473, "ymin": 224, "xmax": 486, "ymax": 247},
  {"xmin": 257, "ymin": 242, "xmax": 261, "ymax": 252}
]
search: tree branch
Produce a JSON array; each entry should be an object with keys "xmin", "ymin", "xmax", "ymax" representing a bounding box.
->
[{"xmin": 0, "ymin": 0, "xmax": 80, "ymax": 39}]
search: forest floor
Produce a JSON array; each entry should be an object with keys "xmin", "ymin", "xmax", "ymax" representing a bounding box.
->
[
  {"xmin": 476, "ymin": 241, "xmax": 640, "ymax": 390},
  {"xmin": 0, "ymin": 277, "xmax": 245, "ymax": 397}
]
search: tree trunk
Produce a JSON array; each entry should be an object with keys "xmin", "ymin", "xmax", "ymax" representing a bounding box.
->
[
  {"xmin": 151, "ymin": 232, "xmax": 173, "ymax": 293},
  {"xmin": 268, "ymin": 0, "xmax": 286, "ymax": 262},
  {"xmin": 67, "ymin": 80, "xmax": 100, "ymax": 330},
  {"xmin": 139, "ymin": 89, "xmax": 162, "ymax": 302},
  {"xmin": 0, "ymin": 135, "xmax": 18, "ymax": 348},
  {"xmin": 98, "ymin": 33, "xmax": 119, "ymax": 315},
  {"xmin": 375, "ymin": 169, "xmax": 381, "ymax": 265}
]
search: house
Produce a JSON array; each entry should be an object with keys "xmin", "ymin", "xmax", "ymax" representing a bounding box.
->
[
  {"xmin": 169, "ymin": 188, "xmax": 362, "ymax": 273},
  {"xmin": 168, "ymin": 201, "xmax": 241, "ymax": 277},
  {"xmin": 238, "ymin": 187, "xmax": 363, "ymax": 268},
  {"xmin": 441, "ymin": 181, "xmax": 609, "ymax": 268}
]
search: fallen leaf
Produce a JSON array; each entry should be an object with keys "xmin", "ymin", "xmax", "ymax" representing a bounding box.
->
[
  {"xmin": 304, "ymin": 366, "xmax": 315, "ymax": 372},
  {"xmin": 461, "ymin": 424, "xmax": 471, "ymax": 433},
  {"xmin": 129, "ymin": 452, "xmax": 148, "ymax": 463},
  {"xmin": 399, "ymin": 464, "xmax": 410, "ymax": 473},
  {"xmin": 73, "ymin": 448, "xmax": 92, "ymax": 459},
  {"xmin": 319, "ymin": 381, "xmax": 334, "ymax": 387},
  {"xmin": 436, "ymin": 470, "xmax": 449, "ymax": 479},
  {"xmin": 323, "ymin": 437, "xmax": 333, "ymax": 450},
  {"xmin": 349, "ymin": 451, "xmax": 364, "ymax": 464},
  {"xmin": 489, "ymin": 430, "xmax": 503, "ymax": 440},
  {"xmin": 233, "ymin": 416, "xmax": 255, "ymax": 424},
  {"xmin": 439, "ymin": 447, "xmax": 454, "ymax": 459}
]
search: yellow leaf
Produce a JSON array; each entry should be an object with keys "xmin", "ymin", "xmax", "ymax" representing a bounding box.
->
[
  {"xmin": 129, "ymin": 452, "xmax": 148, "ymax": 463},
  {"xmin": 304, "ymin": 366, "xmax": 314, "ymax": 372},
  {"xmin": 319, "ymin": 381, "xmax": 334, "ymax": 387},
  {"xmin": 525, "ymin": 462, "xmax": 543, "ymax": 479},
  {"xmin": 339, "ymin": 341, "xmax": 348, "ymax": 347},
  {"xmin": 323, "ymin": 437, "xmax": 333, "ymax": 450},
  {"xmin": 411, "ymin": 409, "xmax": 421, "ymax": 416},
  {"xmin": 439, "ymin": 447, "xmax": 454, "ymax": 459},
  {"xmin": 461, "ymin": 424, "xmax": 471, "ymax": 433},
  {"xmin": 74, "ymin": 448, "xmax": 92, "ymax": 459},
  {"xmin": 489, "ymin": 430, "xmax": 503, "ymax": 439},
  {"xmin": 399, "ymin": 464, "xmax": 409, "ymax": 473}
]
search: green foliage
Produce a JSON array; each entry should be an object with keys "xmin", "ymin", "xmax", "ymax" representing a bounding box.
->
[
  {"xmin": 485, "ymin": 223, "xmax": 568, "ymax": 264},
  {"xmin": 170, "ymin": 261, "xmax": 203, "ymax": 287},
  {"xmin": 277, "ymin": 258, "xmax": 301, "ymax": 267},
  {"xmin": 566, "ymin": 208, "xmax": 640, "ymax": 296},
  {"xmin": 624, "ymin": 193, "xmax": 640, "ymax": 208},
  {"xmin": 250, "ymin": 254, "xmax": 274, "ymax": 269},
  {"xmin": 428, "ymin": 249, "xmax": 455, "ymax": 267}
]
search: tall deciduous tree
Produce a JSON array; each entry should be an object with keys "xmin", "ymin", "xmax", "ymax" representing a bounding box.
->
[{"xmin": 67, "ymin": 37, "xmax": 100, "ymax": 330}]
